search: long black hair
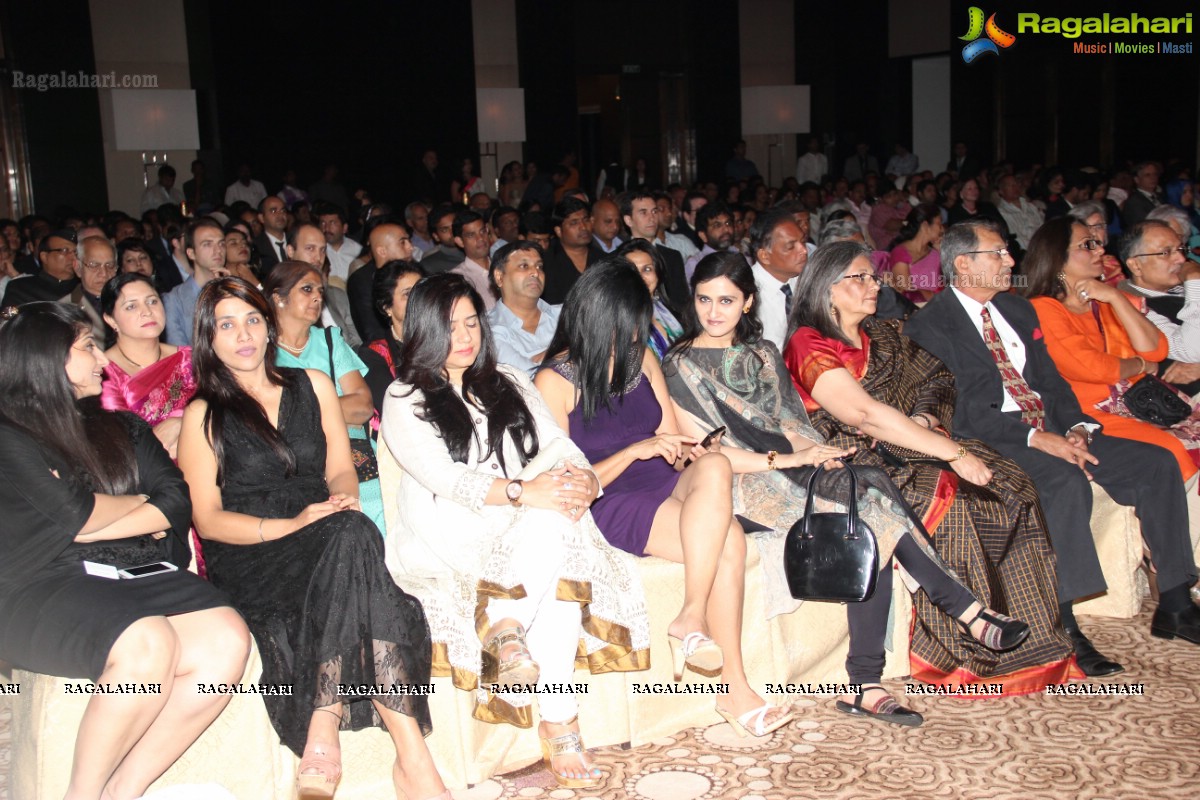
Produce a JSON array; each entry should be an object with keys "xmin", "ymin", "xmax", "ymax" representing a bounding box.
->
[
  {"xmin": 395, "ymin": 273, "xmax": 538, "ymax": 472},
  {"xmin": 666, "ymin": 251, "xmax": 763, "ymax": 368},
  {"xmin": 541, "ymin": 256, "xmax": 652, "ymax": 424},
  {"xmin": 0, "ymin": 302, "xmax": 137, "ymax": 493},
  {"xmin": 191, "ymin": 277, "xmax": 298, "ymax": 485}
]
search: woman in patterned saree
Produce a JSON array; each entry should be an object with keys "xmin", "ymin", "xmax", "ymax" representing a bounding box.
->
[
  {"xmin": 100, "ymin": 273, "xmax": 194, "ymax": 460},
  {"xmin": 101, "ymin": 272, "xmax": 207, "ymax": 573},
  {"xmin": 783, "ymin": 241, "xmax": 1076, "ymax": 694},
  {"xmin": 663, "ymin": 251, "xmax": 1039, "ymax": 728}
]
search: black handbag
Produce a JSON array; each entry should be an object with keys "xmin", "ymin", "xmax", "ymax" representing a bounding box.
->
[
  {"xmin": 783, "ymin": 466, "xmax": 879, "ymax": 602},
  {"xmin": 1091, "ymin": 303, "xmax": 1190, "ymax": 427},
  {"xmin": 1122, "ymin": 374, "xmax": 1190, "ymax": 427},
  {"xmin": 325, "ymin": 328, "xmax": 381, "ymax": 482}
]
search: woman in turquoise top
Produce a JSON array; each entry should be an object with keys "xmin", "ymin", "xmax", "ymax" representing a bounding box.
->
[{"xmin": 264, "ymin": 261, "xmax": 387, "ymax": 534}]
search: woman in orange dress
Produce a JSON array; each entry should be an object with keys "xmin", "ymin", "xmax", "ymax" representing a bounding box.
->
[{"xmin": 1021, "ymin": 216, "xmax": 1198, "ymax": 480}]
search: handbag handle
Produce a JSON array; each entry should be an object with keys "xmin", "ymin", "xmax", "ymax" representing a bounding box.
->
[{"xmin": 799, "ymin": 464, "xmax": 859, "ymax": 539}]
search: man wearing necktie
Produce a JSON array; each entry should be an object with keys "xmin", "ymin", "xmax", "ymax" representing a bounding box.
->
[
  {"xmin": 906, "ymin": 219, "xmax": 1200, "ymax": 676},
  {"xmin": 750, "ymin": 208, "xmax": 807, "ymax": 350},
  {"xmin": 254, "ymin": 195, "xmax": 290, "ymax": 272}
]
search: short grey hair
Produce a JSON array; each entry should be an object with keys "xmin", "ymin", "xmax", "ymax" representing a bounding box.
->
[
  {"xmin": 819, "ymin": 218, "xmax": 864, "ymax": 246},
  {"xmin": 1067, "ymin": 201, "xmax": 1106, "ymax": 224},
  {"xmin": 939, "ymin": 219, "xmax": 1004, "ymax": 285},
  {"xmin": 1146, "ymin": 205, "xmax": 1191, "ymax": 239},
  {"xmin": 403, "ymin": 200, "xmax": 430, "ymax": 224},
  {"xmin": 77, "ymin": 235, "xmax": 115, "ymax": 262}
]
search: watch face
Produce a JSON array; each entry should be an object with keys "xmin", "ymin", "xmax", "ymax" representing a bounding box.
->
[{"xmin": 506, "ymin": 481, "xmax": 521, "ymax": 500}]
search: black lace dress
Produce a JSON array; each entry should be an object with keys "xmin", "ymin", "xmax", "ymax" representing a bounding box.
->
[{"xmin": 202, "ymin": 369, "xmax": 432, "ymax": 756}]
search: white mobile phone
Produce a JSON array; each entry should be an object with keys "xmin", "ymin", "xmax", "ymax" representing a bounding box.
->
[{"xmin": 117, "ymin": 561, "xmax": 179, "ymax": 580}]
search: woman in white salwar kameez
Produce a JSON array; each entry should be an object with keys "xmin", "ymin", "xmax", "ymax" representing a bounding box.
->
[{"xmin": 381, "ymin": 274, "xmax": 649, "ymax": 790}]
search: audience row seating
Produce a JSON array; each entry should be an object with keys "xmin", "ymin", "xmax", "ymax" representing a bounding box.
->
[{"xmin": 10, "ymin": 446, "xmax": 1197, "ymax": 797}]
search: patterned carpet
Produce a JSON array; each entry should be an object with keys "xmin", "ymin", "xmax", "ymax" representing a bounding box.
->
[{"xmin": 3, "ymin": 602, "xmax": 1198, "ymax": 799}]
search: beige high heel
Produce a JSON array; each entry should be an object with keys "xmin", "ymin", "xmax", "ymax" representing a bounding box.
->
[
  {"xmin": 668, "ymin": 631, "xmax": 723, "ymax": 681},
  {"xmin": 296, "ymin": 740, "xmax": 341, "ymax": 797}
]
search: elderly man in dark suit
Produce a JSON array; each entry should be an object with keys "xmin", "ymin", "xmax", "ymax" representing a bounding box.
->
[{"xmin": 905, "ymin": 218, "xmax": 1200, "ymax": 676}]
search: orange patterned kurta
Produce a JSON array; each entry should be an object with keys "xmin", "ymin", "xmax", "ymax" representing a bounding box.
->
[{"xmin": 1030, "ymin": 297, "xmax": 1196, "ymax": 480}]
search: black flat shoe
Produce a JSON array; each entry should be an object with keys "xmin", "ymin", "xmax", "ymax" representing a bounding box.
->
[
  {"xmin": 1064, "ymin": 626, "xmax": 1124, "ymax": 677},
  {"xmin": 958, "ymin": 606, "xmax": 1030, "ymax": 651},
  {"xmin": 1151, "ymin": 604, "xmax": 1200, "ymax": 645},
  {"xmin": 835, "ymin": 688, "xmax": 923, "ymax": 728}
]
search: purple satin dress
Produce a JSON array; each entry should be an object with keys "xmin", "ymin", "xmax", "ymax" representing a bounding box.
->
[{"xmin": 558, "ymin": 366, "xmax": 679, "ymax": 556}]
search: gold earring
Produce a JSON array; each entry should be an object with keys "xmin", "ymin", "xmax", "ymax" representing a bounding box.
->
[{"xmin": 742, "ymin": 305, "xmax": 751, "ymax": 314}]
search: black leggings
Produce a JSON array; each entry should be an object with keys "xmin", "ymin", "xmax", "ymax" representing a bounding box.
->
[{"xmin": 845, "ymin": 532, "xmax": 975, "ymax": 684}]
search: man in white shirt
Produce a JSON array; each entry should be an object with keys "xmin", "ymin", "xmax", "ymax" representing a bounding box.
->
[
  {"xmin": 224, "ymin": 163, "xmax": 268, "ymax": 207},
  {"xmin": 1117, "ymin": 220, "xmax": 1200, "ymax": 390},
  {"xmin": 450, "ymin": 210, "xmax": 496, "ymax": 310},
  {"xmin": 591, "ymin": 198, "xmax": 623, "ymax": 253},
  {"xmin": 749, "ymin": 208, "xmax": 807, "ymax": 349},
  {"xmin": 884, "ymin": 143, "xmax": 919, "ymax": 179},
  {"xmin": 906, "ymin": 218, "xmax": 1200, "ymax": 672},
  {"xmin": 487, "ymin": 241, "xmax": 561, "ymax": 374},
  {"xmin": 140, "ymin": 164, "xmax": 184, "ymax": 214},
  {"xmin": 316, "ymin": 203, "xmax": 362, "ymax": 287},
  {"xmin": 995, "ymin": 175, "xmax": 1043, "ymax": 250},
  {"xmin": 795, "ymin": 136, "xmax": 827, "ymax": 186}
]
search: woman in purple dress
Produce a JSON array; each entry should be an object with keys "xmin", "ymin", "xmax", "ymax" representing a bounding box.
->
[{"xmin": 535, "ymin": 258, "xmax": 796, "ymax": 737}]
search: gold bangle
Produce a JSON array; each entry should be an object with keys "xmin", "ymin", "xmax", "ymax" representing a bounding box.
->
[
  {"xmin": 1136, "ymin": 356, "xmax": 1147, "ymax": 374},
  {"xmin": 946, "ymin": 444, "xmax": 968, "ymax": 463},
  {"xmin": 767, "ymin": 450, "xmax": 778, "ymax": 470}
]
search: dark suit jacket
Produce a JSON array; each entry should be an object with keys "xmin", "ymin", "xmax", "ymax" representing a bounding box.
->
[
  {"xmin": 903, "ymin": 289, "xmax": 1095, "ymax": 454},
  {"xmin": 946, "ymin": 156, "xmax": 981, "ymax": 180},
  {"xmin": 542, "ymin": 240, "xmax": 603, "ymax": 305},
  {"xmin": 347, "ymin": 260, "xmax": 387, "ymax": 344},
  {"xmin": 655, "ymin": 243, "xmax": 690, "ymax": 311},
  {"xmin": 254, "ymin": 232, "xmax": 285, "ymax": 272},
  {"xmin": 1121, "ymin": 191, "xmax": 1160, "ymax": 228}
]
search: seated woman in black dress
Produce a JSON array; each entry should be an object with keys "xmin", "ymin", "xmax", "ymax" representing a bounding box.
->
[
  {"xmin": 0, "ymin": 302, "xmax": 249, "ymax": 800},
  {"xmin": 176, "ymin": 278, "xmax": 447, "ymax": 800}
]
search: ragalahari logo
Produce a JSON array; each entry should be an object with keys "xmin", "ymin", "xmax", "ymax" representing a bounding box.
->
[{"xmin": 960, "ymin": 7, "xmax": 1017, "ymax": 62}]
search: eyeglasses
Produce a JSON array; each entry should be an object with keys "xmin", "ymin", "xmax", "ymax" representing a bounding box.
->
[
  {"xmin": 82, "ymin": 261, "xmax": 117, "ymax": 273},
  {"xmin": 1129, "ymin": 245, "xmax": 1187, "ymax": 259},
  {"xmin": 43, "ymin": 247, "xmax": 76, "ymax": 257},
  {"xmin": 837, "ymin": 272, "xmax": 883, "ymax": 286},
  {"xmin": 964, "ymin": 247, "xmax": 1010, "ymax": 258},
  {"xmin": 1073, "ymin": 239, "xmax": 1103, "ymax": 251}
]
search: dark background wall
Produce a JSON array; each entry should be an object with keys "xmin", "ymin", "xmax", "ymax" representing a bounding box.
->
[
  {"xmin": 2, "ymin": 0, "xmax": 108, "ymax": 216},
  {"xmin": 198, "ymin": 0, "xmax": 479, "ymax": 204}
]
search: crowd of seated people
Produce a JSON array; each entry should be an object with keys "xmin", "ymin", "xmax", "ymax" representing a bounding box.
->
[{"xmin": 5, "ymin": 150, "xmax": 1200, "ymax": 797}]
